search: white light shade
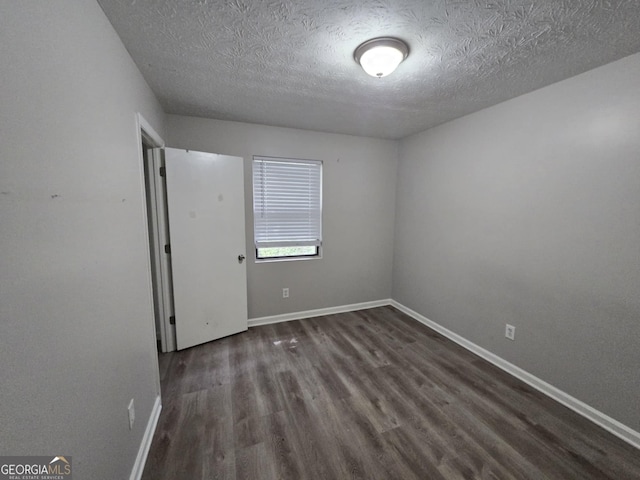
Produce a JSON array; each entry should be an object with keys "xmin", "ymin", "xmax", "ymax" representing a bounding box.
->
[{"xmin": 354, "ymin": 37, "xmax": 409, "ymax": 78}]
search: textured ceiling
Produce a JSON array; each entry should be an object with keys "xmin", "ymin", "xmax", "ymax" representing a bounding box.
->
[{"xmin": 98, "ymin": 0, "xmax": 640, "ymax": 139}]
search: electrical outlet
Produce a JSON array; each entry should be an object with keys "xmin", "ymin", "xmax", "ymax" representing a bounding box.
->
[
  {"xmin": 282, "ymin": 288, "xmax": 289, "ymax": 298},
  {"xmin": 505, "ymin": 324, "xmax": 516, "ymax": 341},
  {"xmin": 128, "ymin": 398, "xmax": 135, "ymax": 430}
]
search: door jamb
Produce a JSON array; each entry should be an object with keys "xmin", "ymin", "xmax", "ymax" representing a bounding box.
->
[{"xmin": 136, "ymin": 113, "xmax": 176, "ymax": 354}]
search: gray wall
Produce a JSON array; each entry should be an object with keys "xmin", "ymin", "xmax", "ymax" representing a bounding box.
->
[
  {"xmin": 393, "ymin": 53, "xmax": 640, "ymax": 432},
  {"xmin": 0, "ymin": 1, "xmax": 165, "ymax": 478},
  {"xmin": 166, "ymin": 115, "xmax": 398, "ymax": 318}
]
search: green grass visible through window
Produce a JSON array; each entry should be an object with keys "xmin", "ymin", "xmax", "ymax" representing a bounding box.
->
[{"xmin": 257, "ymin": 246, "xmax": 318, "ymax": 259}]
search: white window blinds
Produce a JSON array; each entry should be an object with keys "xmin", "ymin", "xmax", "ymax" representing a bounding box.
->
[{"xmin": 253, "ymin": 156, "xmax": 322, "ymax": 249}]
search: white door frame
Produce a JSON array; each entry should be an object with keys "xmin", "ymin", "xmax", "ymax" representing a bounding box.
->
[{"xmin": 136, "ymin": 113, "xmax": 176, "ymax": 353}]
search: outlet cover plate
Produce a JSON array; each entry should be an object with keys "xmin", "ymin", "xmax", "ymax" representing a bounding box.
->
[{"xmin": 505, "ymin": 324, "xmax": 516, "ymax": 340}]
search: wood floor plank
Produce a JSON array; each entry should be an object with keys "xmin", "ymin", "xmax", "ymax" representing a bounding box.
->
[
  {"xmin": 142, "ymin": 306, "xmax": 640, "ymax": 480},
  {"xmin": 330, "ymin": 395, "xmax": 407, "ymax": 480},
  {"xmin": 235, "ymin": 442, "xmax": 275, "ymax": 480},
  {"xmin": 261, "ymin": 411, "xmax": 305, "ymax": 480},
  {"xmin": 198, "ymin": 387, "xmax": 236, "ymax": 480},
  {"xmin": 382, "ymin": 426, "xmax": 452, "ymax": 480}
]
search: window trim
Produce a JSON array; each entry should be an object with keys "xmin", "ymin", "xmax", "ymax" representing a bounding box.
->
[{"xmin": 252, "ymin": 155, "xmax": 323, "ymax": 263}]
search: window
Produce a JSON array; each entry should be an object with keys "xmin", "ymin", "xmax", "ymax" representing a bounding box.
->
[{"xmin": 253, "ymin": 156, "xmax": 322, "ymax": 260}]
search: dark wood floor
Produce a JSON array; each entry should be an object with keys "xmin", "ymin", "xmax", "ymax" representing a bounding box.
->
[{"xmin": 142, "ymin": 306, "xmax": 640, "ymax": 479}]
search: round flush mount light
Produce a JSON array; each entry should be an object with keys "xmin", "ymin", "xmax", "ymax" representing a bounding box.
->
[{"xmin": 354, "ymin": 37, "xmax": 409, "ymax": 78}]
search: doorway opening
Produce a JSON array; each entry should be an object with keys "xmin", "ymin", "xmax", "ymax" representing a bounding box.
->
[{"xmin": 137, "ymin": 116, "xmax": 248, "ymax": 354}]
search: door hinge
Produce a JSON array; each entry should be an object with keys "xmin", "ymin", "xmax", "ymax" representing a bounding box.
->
[
  {"xmin": 169, "ymin": 316, "xmax": 175, "ymax": 325},
  {"xmin": 159, "ymin": 166, "xmax": 166, "ymax": 177},
  {"xmin": 164, "ymin": 244, "xmax": 171, "ymax": 254}
]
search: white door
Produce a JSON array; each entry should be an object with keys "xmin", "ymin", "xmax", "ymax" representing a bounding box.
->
[{"xmin": 164, "ymin": 148, "xmax": 248, "ymax": 350}]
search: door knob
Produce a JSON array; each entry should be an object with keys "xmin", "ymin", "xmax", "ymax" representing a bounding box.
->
[{"xmin": 238, "ymin": 254, "xmax": 246, "ymax": 263}]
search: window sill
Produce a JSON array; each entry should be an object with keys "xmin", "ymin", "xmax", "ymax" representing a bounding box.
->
[{"xmin": 255, "ymin": 254, "xmax": 323, "ymax": 264}]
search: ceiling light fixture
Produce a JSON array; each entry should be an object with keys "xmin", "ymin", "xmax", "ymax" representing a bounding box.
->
[{"xmin": 354, "ymin": 37, "xmax": 409, "ymax": 78}]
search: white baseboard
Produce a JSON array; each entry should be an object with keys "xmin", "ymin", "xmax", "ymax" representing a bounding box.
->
[
  {"xmin": 248, "ymin": 299, "xmax": 392, "ymax": 327},
  {"xmin": 389, "ymin": 300, "xmax": 640, "ymax": 451},
  {"xmin": 130, "ymin": 395, "xmax": 162, "ymax": 480}
]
